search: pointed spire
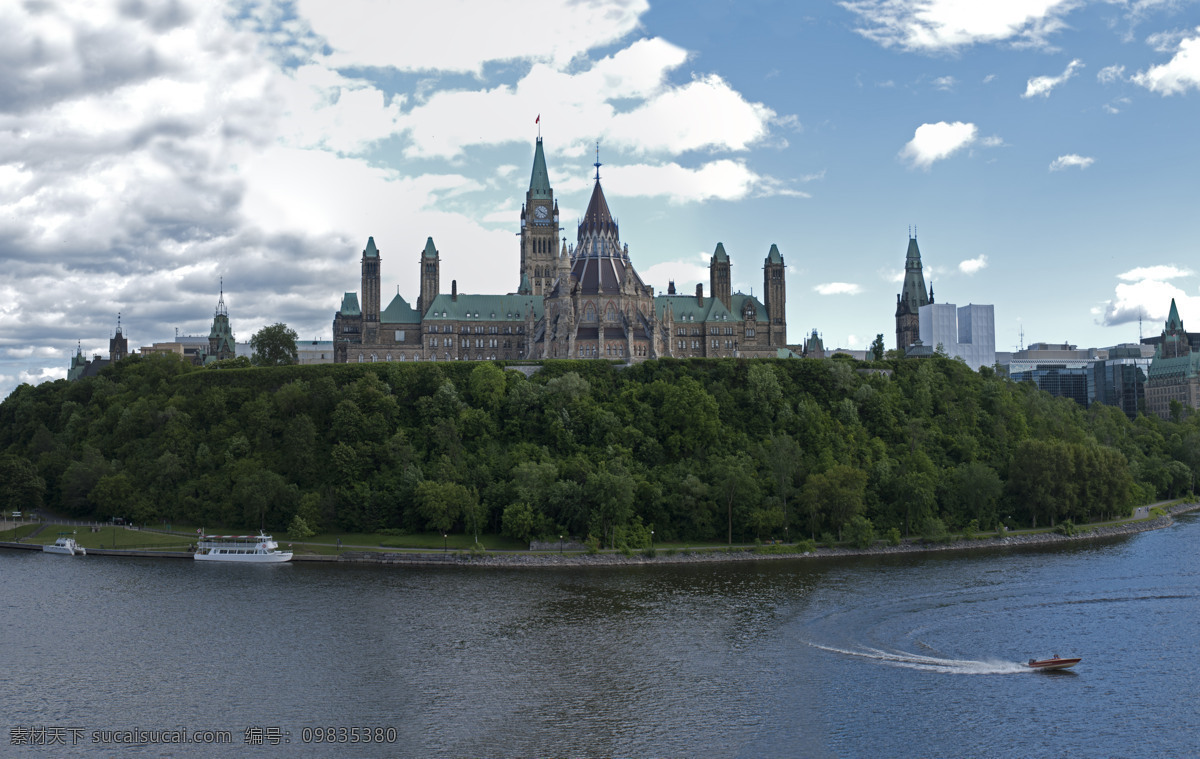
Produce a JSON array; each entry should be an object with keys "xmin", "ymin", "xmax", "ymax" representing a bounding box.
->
[
  {"xmin": 712, "ymin": 242, "xmax": 729, "ymax": 263},
  {"xmin": 215, "ymin": 277, "xmax": 228, "ymax": 317},
  {"xmin": 528, "ymin": 138, "xmax": 551, "ymax": 200},
  {"xmin": 423, "ymin": 237, "xmax": 438, "ymax": 259},
  {"xmin": 594, "ymin": 140, "xmax": 601, "ymax": 183},
  {"xmin": 364, "ymin": 236, "xmax": 379, "ymax": 258},
  {"xmin": 767, "ymin": 244, "xmax": 783, "ymax": 264},
  {"xmin": 1167, "ymin": 298, "xmax": 1183, "ymax": 332}
]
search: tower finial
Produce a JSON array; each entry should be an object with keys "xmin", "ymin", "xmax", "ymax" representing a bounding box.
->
[{"xmin": 594, "ymin": 140, "xmax": 601, "ymax": 183}]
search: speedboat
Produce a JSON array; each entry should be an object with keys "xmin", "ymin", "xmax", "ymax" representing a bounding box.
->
[
  {"xmin": 1025, "ymin": 655, "xmax": 1081, "ymax": 671},
  {"xmin": 43, "ymin": 534, "xmax": 86, "ymax": 556}
]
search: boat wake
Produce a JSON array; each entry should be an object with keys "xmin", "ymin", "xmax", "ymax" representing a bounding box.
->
[{"xmin": 806, "ymin": 642, "xmax": 1029, "ymax": 675}]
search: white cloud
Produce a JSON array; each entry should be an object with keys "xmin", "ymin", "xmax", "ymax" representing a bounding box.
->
[
  {"xmin": 640, "ymin": 259, "xmax": 710, "ymax": 295},
  {"xmin": 1022, "ymin": 59, "xmax": 1084, "ymax": 98},
  {"xmin": 1049, "ymin": 154, "xmax": 1094, "ymax": 170},
  {"xmin": 394, "ymin": 40, "xmax": 777, "ymax": 161},
  {"xmin": 298, "ymin": 0, "xmax": 648, "ymax": 74},
  {"xmin": 959, "ymin": 255, "xmax": 988, "ymax": 274},
  {"xmin": 1100, "ymin": 263, "xmax": 1199, "ymax": 326},
  {"xmin": 841, "ymin": 0, "xmax": 1079, "ymax": 52},
  {"xmin": 1118, "ymin": 264, "xmax": 1193, "ymax": 281},
  {"xmin": 1098, "ymin": 64, "xmax": 1126, "ymax": 84},
  {"xmin": 602, "ymin": 160, "xmax": 802, "ymax": 204},
  {"xmin": 1132, "ymin": 28, "xmax": 1200, "ymax": 94},
  {"xmin": 899, "ymin": 121, "xmax": 978, "ymax": 170},
  {"xmin": 933, "ymin": 75, "xmax": 957, "ymax": 90},
  {"xmin": 980, "ymin": 135, "xmax": 1006, "ymax": 147},
  {"xmin": 814, "ymin": 282, "xmax": 863, "ymax": 295}
]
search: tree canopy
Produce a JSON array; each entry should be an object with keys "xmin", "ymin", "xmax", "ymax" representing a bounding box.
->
[
  {"xmin": 250, "ymin": 323, "xmax": 299, "ymax": 367},
  {"xmin": 0, "ymin": 354, "xmax": 1192, "ymax": 545}
]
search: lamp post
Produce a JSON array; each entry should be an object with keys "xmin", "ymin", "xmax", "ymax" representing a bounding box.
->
[
  {"xmin": 650, "ymin": 530, "xmax": 654, "ymax": 549},
  {"xmin": 442, "ymin": 532, "xmax": 447, "ymax": 553},
  {"xmin": 559, "ymin": 535, "xmax": 563, "ymax": 555}
]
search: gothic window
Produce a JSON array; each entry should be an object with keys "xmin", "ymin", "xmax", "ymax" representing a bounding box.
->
[
  {"xmin": 385, "ymin": 354, "xmax": 391, "ymax": 362},
  {"xmin": 605, "ymin": 304, "xmax": 616, "ymax": 322},
  {"xmin": 584, "ymin": 303, "xmax": 597, "ymax": 322}
]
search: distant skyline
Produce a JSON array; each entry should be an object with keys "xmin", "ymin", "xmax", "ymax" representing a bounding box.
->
[{"xmin": 3, "ymin": 0, "xmax": 1200, "ymax": 397}]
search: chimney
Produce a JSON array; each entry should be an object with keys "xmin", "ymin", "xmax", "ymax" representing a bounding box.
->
[
  {"xmin": 452, "ymin": 280, "xmax": 457, "ymax": 300},
  {"xmin": 668, "ymin": 280, "xmax": 676, "ymax": 295},
  {"xmin": 696, "ymin": 283, "xmax": 704, "ymax": 307}
]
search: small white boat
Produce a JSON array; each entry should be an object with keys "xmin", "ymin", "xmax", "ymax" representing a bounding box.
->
[
  {"xmin": 194, "ymin": 533, "xmax": 292, "ymax": 563},
  {"xmin": 43, "ymin": 534, "xmax": 86, "ymax": 556}
]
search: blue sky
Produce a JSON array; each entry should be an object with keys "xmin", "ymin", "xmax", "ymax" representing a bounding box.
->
[{"xmin": 3, "ymin": 0, "xmax": 1200, "ymax": 397}]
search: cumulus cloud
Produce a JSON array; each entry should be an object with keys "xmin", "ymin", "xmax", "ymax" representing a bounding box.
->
[
  {"xmin": 1098, "ymin": 64, "xmax": 1126, "ymax": 84},
  {"xmin": 1118, "ymin": 264, "xmax": 1193, "ymax": 281},
  {"xmin": 899, "ymin": 121, "xmax": 978, "ymax": 169},
  {"xmin": 933, "ymin": 75, "xmax": 957, "ymax": 90},
  {"xmin": 300, "ymin": 0, "xmax": 648, "ymax": 74},
  {"xmin": 814, "ymin": 282, "xmax": 863, "ymax": 295},
  {"xmin": 1099, "ymin": 263, "xmax": 1199, "ymax": 326},
  {"xmin": 841, "ymin": 0, "xmax": 1079, "ymax": 52},
  {"xmin": 394, "ymin": 40, "xmax": 777, "ymax": 160},
  {"xmin": 1049, "ymin": 154, "xmax": 1095, "ymax": 170},
  {"xmin": 602, "ymin": 160, "xmax": 807, "ymax": 204},
  {"xmin": 1132, "ymin": 27, "xmax": 1200, "ymax": 94},
  {"xmin": 959, "ymin": 255, "xmax": 988, "ymax": 274},
  {"xmin": 1022, "ymin": 59, "xmax": 1084, "ymax": 98}
]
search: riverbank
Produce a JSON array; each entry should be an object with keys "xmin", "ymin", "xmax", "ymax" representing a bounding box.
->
[
  {"xmin": 332, "ymin": 500, "xmax": 1200, "ymax": 568},
  {"xmin": 5, "ymin": 501, "xmax": 1196, "ymax": 568}
]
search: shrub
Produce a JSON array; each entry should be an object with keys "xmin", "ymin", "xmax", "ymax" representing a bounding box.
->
[
  {"xmin": 585, "ymin": 534, "xmax": 600, "ymax": 555},
  {"xmin": 1054, "ymin": 520, "xmax": 1077, "ymax": 536},
  {"xmin": 886, "ymin": 527, "xmax": 902, "ymax": 546},
  {"xmin": 821, "ymin": 532, "xmax": 837, "ymax": 549}
]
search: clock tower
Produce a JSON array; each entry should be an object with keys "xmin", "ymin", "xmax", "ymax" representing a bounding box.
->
[{"xmin": 520, "ymin": 137, "xmax": 560, "ymax": 295}]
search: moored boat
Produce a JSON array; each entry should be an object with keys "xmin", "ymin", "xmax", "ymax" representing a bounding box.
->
[
  {"xmin": 194, "ymin": 533, "xmax": 292, "ymax": 563},
  {"xmin": 1026, "ymin": 655, "xmax": 1081, "ymax": 671},
  {"xmin": 43, "ymin": 534, "xmax": 86, "ymax": 556}
]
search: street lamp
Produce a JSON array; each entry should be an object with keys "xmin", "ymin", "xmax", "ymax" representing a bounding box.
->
[
  {"xmin": 650, "ymin": 530, "xmax": 654, "ymax": 548},
  {"xmin": 442, "ymin": 532, "xmax": 447, "ymax": 553},
  {"xmin": 559, "ymin": 535, "xmax": 563, "ymax": 554}
]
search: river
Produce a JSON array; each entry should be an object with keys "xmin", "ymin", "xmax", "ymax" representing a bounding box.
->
[{"xmin": 3, "ymin": 515, "xmax": 1197, "ymax": 757}]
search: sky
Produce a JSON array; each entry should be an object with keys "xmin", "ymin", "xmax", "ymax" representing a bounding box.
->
[{"xmin": 3, "ymin": 0, "xmax": 1200, "ymax": 398}]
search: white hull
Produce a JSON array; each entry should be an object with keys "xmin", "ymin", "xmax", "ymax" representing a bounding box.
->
[
  {"xmin": 194, "ymin": 551, "xmax": 292, "ymax": 563},
  {"xmin": 194, "ymin": 533, "xmax": 291, "ymax": 563},
  {"xmin": 43, "ymin": 539, "xmax": 85, "ymax": 556}
]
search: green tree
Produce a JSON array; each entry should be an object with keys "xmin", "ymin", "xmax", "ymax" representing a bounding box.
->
[
  {"xmin": 250, "ymin": 323, "xmax": 299, "ymax": 366},
  {"xmin": 844, "ymin": 514, "xmax": 875, "ymax": 548},
  {"xmin": 870, "ymin": 334, "xmax": 886, "ymax": 361},
  {"xmin": 0, "ymin": 454, "xmax": 45, "ymax": 514}
]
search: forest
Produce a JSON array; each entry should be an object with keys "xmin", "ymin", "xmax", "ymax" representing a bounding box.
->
[{"xmin": 2, "ymin": 353, "xmax": 1198, "ymax": 547}]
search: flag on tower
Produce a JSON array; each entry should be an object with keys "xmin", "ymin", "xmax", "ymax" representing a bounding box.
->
[{"xmin": 535, "ymin": 114, "xmax": 540, "ymax": 124}]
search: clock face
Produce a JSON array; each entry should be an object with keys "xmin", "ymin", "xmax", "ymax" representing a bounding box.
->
[{"xmin": 534, "ymin": 205, "xmax": 549, "ymax": 219}]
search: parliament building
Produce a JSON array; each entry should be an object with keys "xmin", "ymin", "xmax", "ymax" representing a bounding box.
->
[{"xmin": 333, "ymin": 139, "xmax": 787, "ymax": 363}]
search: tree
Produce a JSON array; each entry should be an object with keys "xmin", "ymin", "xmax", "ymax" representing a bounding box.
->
[
  {"xmin": 250, "ymin": 323, "xmax": 299, "ymax": 366},
  {"xmin": 870, "ymin": 334, "xmax": 886, "ymax": 361}
]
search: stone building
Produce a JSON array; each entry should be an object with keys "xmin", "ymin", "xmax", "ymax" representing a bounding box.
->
[
  {"xmin": 1145, "ymin": 299, "xmax": 1200, "ymax": 419},
  {"xmin": 333, "ymin": 138, "xmax": 787, "ymax": 363}
]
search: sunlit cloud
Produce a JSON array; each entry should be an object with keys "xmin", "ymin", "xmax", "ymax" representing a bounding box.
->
[
  {"xmin": 1022, "ymin": 59, "xmax": 1084, "ymax": 98},
  {"xmin": 959, "ymin": 255, "xmax": 988, "ymax": 274},
  {"xmin": 899, "ymin": 121, "xmax": 978, "ymax": 170},
  {"xmin": 814, "ymin": 282, "xmax": 863, "ymax": 295}
]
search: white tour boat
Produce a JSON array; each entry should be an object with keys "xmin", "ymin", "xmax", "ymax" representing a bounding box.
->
[
  {"xmin": 43, "ymin": 533, "xmax": 86, "ymax": 556},
  {"xmin": 194, "ymin": 533, "xmax": 292, "ymax": 563}
]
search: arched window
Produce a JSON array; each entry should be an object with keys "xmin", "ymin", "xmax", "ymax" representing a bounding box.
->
[
  {"xmin": 605, "ymin": 304, "xmax": 616, "ymax": 322},
  {"xmin": 584, "ymin": 303, "xmax": 597, "ymax": 322}
]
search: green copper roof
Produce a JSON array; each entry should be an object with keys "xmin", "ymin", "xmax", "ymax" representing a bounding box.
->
[
  {"xmin": 654, "ymin": 292, "xmax": 764, "ymax": 323},
  {"xmin": 1167, "ymin": 298, "xmax": 1184, "ymax": 332},
  {"xmin": 528, "ymin": 138, "xmax": 552, "ymax": 200},
  {"xmin": 712, "ymin": 242, "xmax": 729, "ymax": 263},
  {"xmin": 340, "ymin": 292, "xmax": 361, "ymax": 316},
  {"xmin": 423, "ymin": 237, "xmax": 438, "ymax": 259},
  {"xmin": 380, "ymin": 293, "xmax": 420, "ymax": 324},
  {"xmin": 519, "ymin": 272, "xmax": 532, "ymax": 295},
  {"xmin": 899, "ymin": 236, "xmax": 929, "ymax": 313},
  {"xmin": 423, "ymin": 293, "xmax": 544, "ymax": 322},
  {"xmin": 767, "ymin": 243, "xmax": 783, "ymax": 264},
  {"xmin": 363, "ymin": 236, "xmax": 378, "ymax": 258}
]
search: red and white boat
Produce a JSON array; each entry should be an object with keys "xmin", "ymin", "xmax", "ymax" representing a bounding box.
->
[{"xmin": 1025, "ymin": 655, "xmax": 1081, "ymax": 671}]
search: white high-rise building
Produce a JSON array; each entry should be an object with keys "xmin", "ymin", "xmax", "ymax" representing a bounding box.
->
[{"xmin": 917, "ymin": 303, "xmax": 995, "ymax": 370}]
